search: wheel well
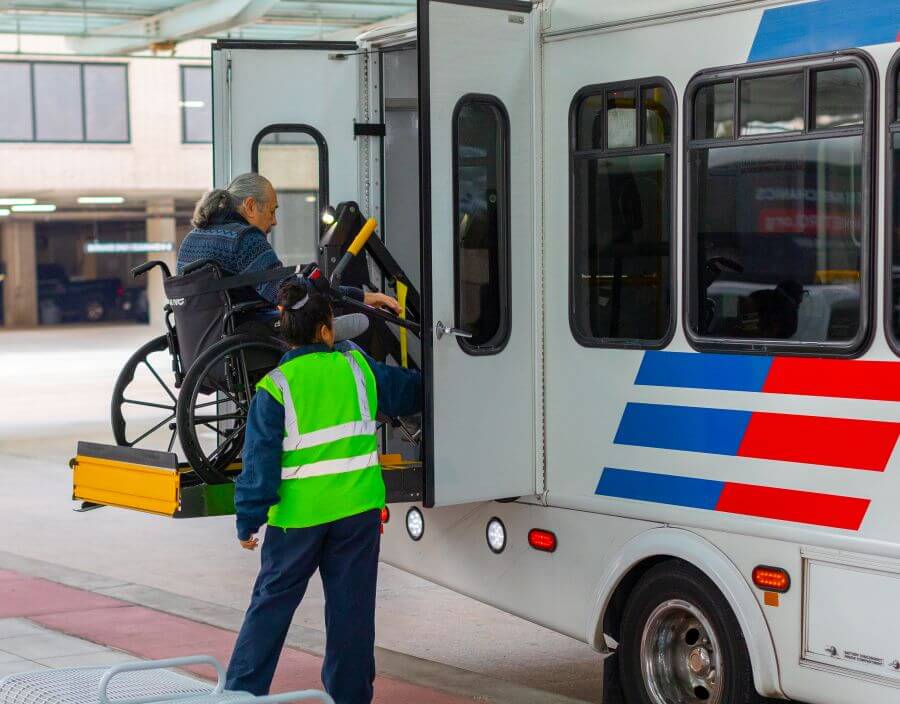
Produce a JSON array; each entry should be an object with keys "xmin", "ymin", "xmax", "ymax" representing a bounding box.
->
[{"xmin": 600, "ymin": 555, "xmax": 678, "ymax": 646}]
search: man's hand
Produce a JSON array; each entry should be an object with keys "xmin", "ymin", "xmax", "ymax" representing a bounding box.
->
[
  {"xmin": 364, "ymin": 291, "xmax": 402, "ymax": 315},
  {"xmin": 239, "ymin": 535, "xmax": 259, "ymax": 551}
]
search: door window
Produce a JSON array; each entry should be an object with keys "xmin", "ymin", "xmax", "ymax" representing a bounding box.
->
[
  {"xmin": 252, "ymin": 126, "xmax": 327, "ymax": 266},
  {"xmin": 452, "ymin": 95, "xmax": 511, "ymax": 354}
]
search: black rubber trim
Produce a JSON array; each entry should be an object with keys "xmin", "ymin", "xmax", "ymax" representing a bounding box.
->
[
  {"xmin": 213, "ymin": 40, "xmax": 358, "ymax": 51},
  {"xmin": 886, "ymin": 49, "xmax": 900, "ymax": 357},
  {"xmin": 418, "ymin": 0, "xmax": 435, "ymax": 508},
  {"xmin": 251, "ymin": 123, "xmax": 330, "ymax": 230},
  {"xmin": 430, "ymin": 0, "xmax": 532, "ymax": 11},
  {"xmin": 75, "ymin": 441, "xmax": 178, "ymax": 471}
]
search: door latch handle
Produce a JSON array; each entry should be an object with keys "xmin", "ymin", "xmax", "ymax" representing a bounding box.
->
[{"xmin": 435, "ymin": 321, "xmax": 473, "ymax": 340}]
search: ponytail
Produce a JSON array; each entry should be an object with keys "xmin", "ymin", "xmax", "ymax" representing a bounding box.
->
[{"xmin": 191, "ymin": 188, "xmax": 239, "ymax": 228}]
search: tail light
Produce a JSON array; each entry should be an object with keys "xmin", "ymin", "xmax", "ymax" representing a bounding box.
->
[{"xmin": 528, "ymin": 529, "xmax": 557, "ymax": 553}]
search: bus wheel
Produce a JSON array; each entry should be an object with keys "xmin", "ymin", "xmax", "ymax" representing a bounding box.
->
[{"xmin": 618, "ymin": 559, "xmax": 761, "ymax": 704}]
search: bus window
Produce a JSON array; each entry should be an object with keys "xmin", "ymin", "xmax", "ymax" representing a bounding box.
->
[
  {"xmin": 452, "ymin": 95, "xmax": 511, "ymax": 354},
  {"xmin": 570, "ymin": 80, "xmax": 674, "ymax": 347},
  {"xmin": 890, "ymin": 55, "xmax": 900, "ymax": 353},
  {"xmin": 687, "ymin": 56, "xmax": 873, "ymax": 354}
]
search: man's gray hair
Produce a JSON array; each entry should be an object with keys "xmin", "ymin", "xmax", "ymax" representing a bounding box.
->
[{"xmin": 191, "ymin": 172, "xmax": 273, "ymax": 228}]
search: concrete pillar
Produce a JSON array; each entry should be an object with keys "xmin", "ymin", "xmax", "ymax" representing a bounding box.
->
[
  {"xmin": 1, "ymin": 220, "xmax": 38, "ymax": 328},
  {"xmin": 145, "ymin": 199, "xmax": 177, "ymax": 330}
]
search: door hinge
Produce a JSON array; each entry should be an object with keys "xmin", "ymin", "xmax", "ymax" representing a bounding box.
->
[{"xmin": 354, "ymin": 122, "xmax": 386, "ymax": 138}]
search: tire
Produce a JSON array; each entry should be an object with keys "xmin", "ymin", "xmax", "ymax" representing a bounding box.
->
[
  {"xmin": 618, "ymin": 559, "xmax": 762, "ymax": 704},
  {"xmin": 176, "ymin": 333, "xmax": 285, "ymax": 485},
  {"xmin": 84, "ymin": 298, "xmax": 106, "ymax": 322},
  {"xmin": 111, "ymin": 334, "xmax": 178, "ymax": 451}
]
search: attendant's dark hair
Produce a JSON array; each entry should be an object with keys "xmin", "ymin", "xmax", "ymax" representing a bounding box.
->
[{"xmin": 277, "ymin": 280, "xmax": 333, "ymax": 346}]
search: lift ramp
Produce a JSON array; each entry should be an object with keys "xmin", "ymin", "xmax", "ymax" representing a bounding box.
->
[{"xmin": 71, "ymin": 442, "xmax": 422, "ymax": 518}]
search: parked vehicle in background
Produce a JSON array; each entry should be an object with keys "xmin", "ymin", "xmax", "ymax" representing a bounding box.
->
[{"xmin": 37, "ymin": 263, "xmax": 145, "ymax": 324}]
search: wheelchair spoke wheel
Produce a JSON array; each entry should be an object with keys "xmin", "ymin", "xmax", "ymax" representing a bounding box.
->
[
  {"xmin": 176, "ymin": 334, "xmax": 285, "ymax": 485},
  {"xmin": 111, "ymin": 334, "xmax": 179, "ymax": 453}
]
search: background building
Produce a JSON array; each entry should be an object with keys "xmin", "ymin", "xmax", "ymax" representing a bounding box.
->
[{"xmin": 0, "ymin": 1, "xmax": 414, "ymax": 328}]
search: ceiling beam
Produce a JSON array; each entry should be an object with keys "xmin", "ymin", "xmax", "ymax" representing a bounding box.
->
[{"xmin": 64, "ymin": 0, "xmax": 279, "ymax": 54}]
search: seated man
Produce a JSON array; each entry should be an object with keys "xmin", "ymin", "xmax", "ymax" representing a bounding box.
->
[{"xmin": 179, "ymin": 173, "xmax": 399, "ymax": 335}]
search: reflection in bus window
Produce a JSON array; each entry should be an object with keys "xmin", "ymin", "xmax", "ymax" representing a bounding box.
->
[
  {"xmin": 688, "ymin": 60, "xmax": 870, "ymax": 350},
  {"xmin": 814, "ymin": 66, "xmax": 864, "ymax": 130},
  {"xmin": 254, "ymin": 130, "xmax": 321, "ymax": 266},
  {"xmin": 694, "ymin": 82, "xmax": 734, "ymax": 140},
  {"xmin": 453, "ymin": 96, "xmax": 510, "ymax": 353},
  {"xmin": 571, "ymin": 81, "xmax": 673, "ymax": 346}
]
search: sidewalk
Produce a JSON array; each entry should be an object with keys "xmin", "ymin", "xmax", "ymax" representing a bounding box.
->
[{"xmin": 0, "ymin": 568, "xmax": 471, "ymax": 703}]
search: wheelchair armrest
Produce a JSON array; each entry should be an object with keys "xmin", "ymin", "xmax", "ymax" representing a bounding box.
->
[
  {"xmin": 182, "ymin": 258, "xmax": 222, "ymax": 276},
  {"xmin": 230, "ymin": 301, "xmax": 272, "ymax": 316}
]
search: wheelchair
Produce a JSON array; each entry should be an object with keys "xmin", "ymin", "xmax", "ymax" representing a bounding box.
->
[{"xmin": 109, "ymin": 203, "xmax": 421, "ymax": 487}]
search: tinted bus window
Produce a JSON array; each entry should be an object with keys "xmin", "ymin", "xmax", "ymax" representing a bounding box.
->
[
  {"xmin": 688, "ymin": 58, "xmax": 871, "ymax": 353},
  {"xmin": 571, "ymin": 81, "xmax": 674, "ymax": 347},
  {"xmin": 453, "ymin": 96, "xmax": 510, "ymax": 354},
  {"xmin": 890, "ymin": 56, "xmax": 900, "ymax": 350}
]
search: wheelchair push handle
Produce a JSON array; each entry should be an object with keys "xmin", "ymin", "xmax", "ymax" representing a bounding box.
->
[
  {"xmin": 132, "ymin": 260, "xmax": 172, "ymax": 280},
  {"xmin": 330, "ymin": 218, "xmax": 377, "ymax": 287}
]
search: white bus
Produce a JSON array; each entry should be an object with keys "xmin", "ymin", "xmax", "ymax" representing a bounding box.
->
[{"xmin": 209, "ymin": 2, "xmax": 900, "ymax": 702}]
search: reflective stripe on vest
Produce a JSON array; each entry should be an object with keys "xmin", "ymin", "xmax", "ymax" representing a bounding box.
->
[{"xmin": 268, "ymin": 351, "xmax": 377, "ymax": 481}]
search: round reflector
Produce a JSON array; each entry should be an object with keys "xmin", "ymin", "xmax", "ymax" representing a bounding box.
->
[
  {"xmin": 486, "ymin": 517, "xmax": 507, "ymax": 554},
  {"xmin": 381, "ymin": 507, "xmax": 390, "ymax": 524},
  {"xmin": 406, "ymin": 507, "xmax": 424, "ymax": 541}
]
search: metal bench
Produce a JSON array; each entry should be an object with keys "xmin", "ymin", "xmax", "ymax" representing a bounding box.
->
[{"xmin": 0, "ymin": 656, "xmax": 334, "ymax": 704}]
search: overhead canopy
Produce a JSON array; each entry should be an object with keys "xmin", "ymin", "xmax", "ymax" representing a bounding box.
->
[{"xmin": 0, "ymin": 0, "xmax": 415, "ymax": 54}]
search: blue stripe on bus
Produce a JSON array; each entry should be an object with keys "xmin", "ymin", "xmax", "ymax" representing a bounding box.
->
[
  {"xmin": 614, "ymin": 403, "xmax": 751, "ymax": 456},
  {"xmin": 749, "ymin": 0, "xmax": 900, "ymax": 62},
  {"xmin": 595, "ymin": 467, "xmax": 725, "ymax": 510},
  {"xmin": 635, "ymin": 351, "xmax": 773, "ymax": 393}
]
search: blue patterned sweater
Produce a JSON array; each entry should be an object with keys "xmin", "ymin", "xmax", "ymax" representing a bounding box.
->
[{"xmin": 177, "ymin": 211, "xmax": 363, "ymax": 304}]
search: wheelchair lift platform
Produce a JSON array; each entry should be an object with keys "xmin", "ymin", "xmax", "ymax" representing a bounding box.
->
[{"xmin": 71, "ymin": 442, "xmax": 422, "ymax": 519}]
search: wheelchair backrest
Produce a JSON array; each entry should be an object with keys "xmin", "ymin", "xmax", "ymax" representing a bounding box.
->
[{"xmin": 164, "ymin": 264, "xmax": 231, "ymax": 375}]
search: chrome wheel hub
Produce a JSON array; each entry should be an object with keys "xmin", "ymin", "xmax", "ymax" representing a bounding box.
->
[{"xmin": 640, "ymin": 599, "xmax": 723, "ymax": 704}]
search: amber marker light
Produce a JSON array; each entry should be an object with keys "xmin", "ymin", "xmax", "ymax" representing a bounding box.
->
[
  {"xmin": 528, "ymin": 529, "xmax": 557, "ymax": 553},
  {"xmin": 752, "ymin": 566, "xmax": 790, "ymax": 593}
]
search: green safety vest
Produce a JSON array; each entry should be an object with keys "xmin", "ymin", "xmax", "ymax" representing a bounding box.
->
[{"xmin": 256, "ymin": 348, "xmax": 385, "ymax": 529}]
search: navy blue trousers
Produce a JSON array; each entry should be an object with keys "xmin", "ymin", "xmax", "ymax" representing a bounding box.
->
[{"xmin": 225, "ymin": 509, "xmax": 381, "ymax": 702}]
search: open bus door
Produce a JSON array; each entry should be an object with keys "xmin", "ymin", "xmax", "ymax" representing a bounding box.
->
[
  {"xmin": 419, "ymin": 1, "xmax": 537, "ymax": 506},
  {"xmin": 211, "ymin": 40, "xmax": 361, "ymax": 259}
]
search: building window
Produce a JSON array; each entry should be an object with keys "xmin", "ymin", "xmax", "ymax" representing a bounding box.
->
[
  {"xmin": 0, "ymin": 61, "xmax": 129, "ymax": 143},
  {"xmin": 452, "ymin": 94, "xmax": 511, "ymax": 355},
  {"xmin": 889, "ymin": 53, "xmax": 900, "ymax": 353},
  {"xmin": 181, "ymin": 66, "xmax": 212, "ymax": 143},
  {"xmin": 570, "ymin": 80, "xmax": 675, "ymax": 347},
  {"xmin": 686, "ymin": 55, "xmax": 873, "ymax": 354}
]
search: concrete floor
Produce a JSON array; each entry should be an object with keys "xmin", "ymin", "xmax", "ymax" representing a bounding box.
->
[{"xmin": 0, "ymin": 324, "xmax": 604, "ymax": 702}]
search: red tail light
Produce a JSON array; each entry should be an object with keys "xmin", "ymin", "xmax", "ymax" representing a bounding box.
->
[{"xmin": 528, "ymin": 529, "xmax": 557, "ymax": 553}]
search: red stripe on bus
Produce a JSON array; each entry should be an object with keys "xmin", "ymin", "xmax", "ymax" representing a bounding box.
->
[
  {"xmin": 763, "ymin": 358, "xmax": 900, "ymax": 402},
  {"xmin": 715, "ymin": 483, "xmax": 870, "ymax": 530},
  {"xmin": 737, "ymin": 413, "xmax": 899, "ymax": 471}
]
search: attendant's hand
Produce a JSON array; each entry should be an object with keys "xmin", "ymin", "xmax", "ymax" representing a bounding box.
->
[
  {"xmin": 239, "ymin": 535, "xmax": 259, "ymax": 551},
  {"xmin": 364, "ymin": 292, "xmax": 402, "ymax": 315}
]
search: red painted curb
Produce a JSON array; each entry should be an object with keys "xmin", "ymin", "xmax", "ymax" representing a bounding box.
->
[{"xmin": 1, "ymin": 570, "xmax": 472, "ymax": 703}]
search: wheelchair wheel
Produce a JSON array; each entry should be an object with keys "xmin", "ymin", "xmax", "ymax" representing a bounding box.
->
[
  {"xmin": 111, "ymin": 334, "xmax": 179, "ymax": 452},
  {"xmin": 176, "ymin": 333, "xmax": 286, "ymax": 484}
]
